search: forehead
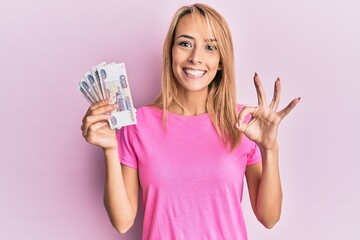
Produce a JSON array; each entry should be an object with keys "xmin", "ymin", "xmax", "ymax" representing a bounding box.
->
[{"xmin": 174, "ymin": 14, "xmax": 215, "ymax": 39}]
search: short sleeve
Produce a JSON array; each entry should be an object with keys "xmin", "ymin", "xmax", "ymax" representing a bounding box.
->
[
  {"xmin": 246, "ymin": 141, "xmax": 261, "ymax": 166},
  {"xmin": 116, "ymin": 126, "xmax": 138, "ymax": 169}
]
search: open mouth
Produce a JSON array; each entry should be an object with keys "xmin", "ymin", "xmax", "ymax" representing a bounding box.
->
[{"xmin": 183, "ymin": 68, "xmax": 206, "ymax": 77}]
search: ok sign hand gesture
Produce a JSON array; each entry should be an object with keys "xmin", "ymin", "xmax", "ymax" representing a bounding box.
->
[{"xmin": 236, "ymin": 73, "xmax": 300, "ymax": 150}]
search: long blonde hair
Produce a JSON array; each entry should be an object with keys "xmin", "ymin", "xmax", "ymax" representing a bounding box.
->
[{"xmin": 152, "ymin": 3, "xmax": 241, "ymax": 149}]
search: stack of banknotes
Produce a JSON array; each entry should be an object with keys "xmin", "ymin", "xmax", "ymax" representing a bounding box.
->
[{"xmin": 78, "ymin": 62, "xmax": 137, "ymax": 129}]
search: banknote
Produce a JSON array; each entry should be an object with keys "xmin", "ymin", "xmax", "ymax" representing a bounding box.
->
[
  {"xmin": 98, "ymin": 62, "xmax": 115, "ymax": 99},
  {"xmin": 79, "ymin": 77, "xmax": 98, "ymax": 103},
  {"xmin": 84, "ymin": 70, "xmax": 101, "ymax": 101},
  {"xmin": 90, "ymin": 62, "xmax": 106, "ymax": 100},
  {"xmin": 109, "ymin": 110, "xmax": 137, "ymax": 129},
  {"xmin": 79, "ymin": 85, "xmax": 95, "ymax": 104},
  {"xmin": 78, "ymin": 62, "xmax": 137, "ymax": 129},
  {"xmin": 97, "ymin": 63, "xmax": 137, "ymax": 128}
]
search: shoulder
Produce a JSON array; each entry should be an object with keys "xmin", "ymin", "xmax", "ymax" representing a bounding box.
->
[
  {"xmin": 123, "ymin": 105, "xmax": 163, "ymax": 132},
  {"xmin": 135, "ymin": 105, "xmax": 162, "ymax": 121},
  {"xmin": 118, "ymin": 106, "xmax": 164, "ymax": 143}
]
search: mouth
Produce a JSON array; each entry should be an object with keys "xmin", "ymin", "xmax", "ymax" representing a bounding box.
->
[{"xmin": 183, "ymin": 68, "xmax": 206, "ymax": 78}]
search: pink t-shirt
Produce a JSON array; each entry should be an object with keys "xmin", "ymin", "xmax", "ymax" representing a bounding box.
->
[{"xmin": 117, "ymin": 106, "xmax": 261, "ymax": 240}]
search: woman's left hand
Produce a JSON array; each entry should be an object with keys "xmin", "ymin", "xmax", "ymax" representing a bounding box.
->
[{"xmin": 236, "ymin": 73, "xmax": 300, "ymax": 150}]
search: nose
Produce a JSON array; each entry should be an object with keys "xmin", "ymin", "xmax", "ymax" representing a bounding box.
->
[{"xmin": 187, "ymin": 47, "xmax": 202, "ymax": 64}]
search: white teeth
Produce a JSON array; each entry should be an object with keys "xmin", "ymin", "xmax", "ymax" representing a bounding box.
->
[{"xmin": 184, "ymin": 69, "xmax": 205, "ymax": 77}]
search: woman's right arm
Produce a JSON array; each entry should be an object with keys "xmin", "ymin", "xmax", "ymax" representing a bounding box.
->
[{"xmin": 81, "ymin": 99, "xmax": 139, "ymax": 233}]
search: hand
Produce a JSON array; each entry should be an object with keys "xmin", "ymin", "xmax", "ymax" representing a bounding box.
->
[
  {"xmin": 81, "ymin": 99, "xmax": 118, "ymax": 150},
  {"xmin": 236, "ymin": 73, "xmax": 300, "ymax": 150}
]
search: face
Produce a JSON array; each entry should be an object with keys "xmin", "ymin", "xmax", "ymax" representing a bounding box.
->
[{"xmin": 172, "ymin": 14, "xmax": 221, "ymax": 96}]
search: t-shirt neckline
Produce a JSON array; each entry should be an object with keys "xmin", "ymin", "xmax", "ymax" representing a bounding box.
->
[{"xmin": 147, "ymin": 106, "xmax": 211, "ymax": 125}]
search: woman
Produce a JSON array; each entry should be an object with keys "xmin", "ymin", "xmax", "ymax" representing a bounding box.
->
[{"xmin": 81, "ymin": 3, "xmax": 300, "ymax": 239}]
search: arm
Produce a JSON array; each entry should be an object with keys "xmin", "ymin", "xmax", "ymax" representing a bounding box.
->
[
  {"xmin": 245, "ymin": 143, "xmax": 282, "ymax": 229},
  {"xmin": 81, "ymin": 99, "xmax": 139, "ymax": 233},
  {"xmin": 103, "ymin": 149, "xmax": 139, "ymax": 233},
  {"xmin": 236, "ymin": 73, "xmax": 300, "ymax": 228}
]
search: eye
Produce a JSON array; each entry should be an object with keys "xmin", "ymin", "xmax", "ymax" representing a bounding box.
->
[
  {"xmin": 179, "ymin": 41, "xmax": 192, "ymax": 48},
  {"xmin": 205, "ymin": 45, "xmax": 218, "ymax": 51}
]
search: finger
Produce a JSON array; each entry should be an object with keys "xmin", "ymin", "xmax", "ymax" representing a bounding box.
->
[
  {"xmin": 86, "ymin": 98, "xmax": 110, "ymax": 115},
  {"xmin": 89, "ymin": 103, "xmax": 117, "ymax": 116},
  {"xmin": 236, "ymin": 106, "xmax": 257, "ymax": 132},
  {"xmin": 82, "ymin": 114, "xmax": 111, "ymax": 137},
  {"xmin": 270, "ymin": 78, "xmax": 281, "ymax": 110},
  {"xmin": 278, "ymin": 97, "xmax": 301, "ymax": 119},
  {"xmin": 82, "ymin": 103, "xmax": 116, "ymax": 123},
  {"xmin": 254, "ymin": 72, "xmax": 267, "ymax": 106},
  {"xmin": 86, "ymin": 121, "xmax": 109, "ymax": 144}
]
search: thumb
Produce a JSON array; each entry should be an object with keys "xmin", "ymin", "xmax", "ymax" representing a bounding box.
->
[
  {"xmin": 235, "ymin": 120, "xmax": 247, "ymax": 133},
  {"xmin": 236, "ymin": 106, "xmax": 256, "ymax": 132}
]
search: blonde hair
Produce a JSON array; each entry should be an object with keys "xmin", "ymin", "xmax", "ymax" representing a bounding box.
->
[{"xmin": 152, "ymin": 3, "xmax": 241, "ymax": 149}]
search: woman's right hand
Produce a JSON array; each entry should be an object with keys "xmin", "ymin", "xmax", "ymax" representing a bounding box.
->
[{"xmin": 81, "ymin": 99, "xmax": 118, "ymax": 150}]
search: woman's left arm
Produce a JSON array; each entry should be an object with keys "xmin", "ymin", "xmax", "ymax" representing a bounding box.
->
[
  {"xmin": 236, "ymin": 73, "xmax": 300, "ymax": 228},
  {"xmin": 245, "ymin": 144, "xmax": 281, "ymax": 229}
]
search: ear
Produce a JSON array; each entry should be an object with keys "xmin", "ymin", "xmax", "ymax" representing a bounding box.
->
[{"xmin": 218, "ymin": 61, "xmax": 222, "ymax": 70}]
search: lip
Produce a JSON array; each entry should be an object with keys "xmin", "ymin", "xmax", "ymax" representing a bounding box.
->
[{"xmin": 182, "ymin": 68, "xmax": 207, "ymax": 78}]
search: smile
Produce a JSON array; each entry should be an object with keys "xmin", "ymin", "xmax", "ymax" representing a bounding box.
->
[{"xmin": 183, "ymin": 68, "xmax": 206, "ymax": 77}]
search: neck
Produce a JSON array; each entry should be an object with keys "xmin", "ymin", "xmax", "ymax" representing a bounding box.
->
[{"xmin": 170, "ymin": 89, "xmax": 208, "ymax": 116}]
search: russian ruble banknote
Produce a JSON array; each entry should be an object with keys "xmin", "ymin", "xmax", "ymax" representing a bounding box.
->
[{"xmin": 78, "ymin": 62, "xmax": 137, "ymax": 129}]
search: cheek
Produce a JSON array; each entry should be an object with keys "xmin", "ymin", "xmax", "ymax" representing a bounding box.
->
[
  {"xmin": 172, "ymin": 48, "xmax": 183, "ymax": 64},
  {"xmin": 210, "ymin": 59, "xmax": 221, "ymax": 71},
  {"xmin": 171, "ymin": 49, "xmax": 177, "ymax": 73},
  {"xmin": 171, "ymin": 49, "xmax": 179, "ymax": 66},
  {"xmin": 171, "ymin": 62, "xmax": 176, "ymax": 77},
  {"xmin": 208, "ymin": 54, "xmax": 221, "ymax": 68}
]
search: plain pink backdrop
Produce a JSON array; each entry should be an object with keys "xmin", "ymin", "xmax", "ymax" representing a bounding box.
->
[{"xmin": 1, "ymin": 0, "xmax": 359, "ymax": 239}]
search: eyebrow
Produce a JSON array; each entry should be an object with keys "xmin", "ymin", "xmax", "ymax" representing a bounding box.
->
[{"xmin": 176, "ymin": 34, "xmax": 217, "ymax": 42}]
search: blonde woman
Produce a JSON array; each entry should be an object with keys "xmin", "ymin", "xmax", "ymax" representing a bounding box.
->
[{"xmin": 81, "ymin": 3, "xmax": 300, "ymax": 239}]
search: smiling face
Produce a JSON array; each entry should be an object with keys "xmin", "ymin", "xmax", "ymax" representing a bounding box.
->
[{"xmin": 171, "ymin": 14, "xmax": 221, "ymax": 97}]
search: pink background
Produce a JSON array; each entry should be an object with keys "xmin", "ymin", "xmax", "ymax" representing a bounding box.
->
[{"xmin": 1, "ymin": 0, "xmax": 359, "ymax": 239}]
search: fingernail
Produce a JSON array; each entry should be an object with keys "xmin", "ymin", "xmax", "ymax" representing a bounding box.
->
[
  {"xmin": 254, "ymin": 72, "xmax": 258, "ymax": 77},
  {"xmin": 298, "ymin": 97, "xmax": 301, "ymax": 101}
]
